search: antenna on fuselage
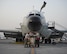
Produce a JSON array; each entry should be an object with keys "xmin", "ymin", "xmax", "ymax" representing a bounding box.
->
[
  {"xmin": 40, "ymin": 1, "xmax": 47, "ymax": 12},
  {"xmin": 32, "ymin": 5, "xmax": 35, "ymax": 10}
]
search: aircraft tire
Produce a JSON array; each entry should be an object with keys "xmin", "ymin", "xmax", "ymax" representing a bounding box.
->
[
  {"xmin": 16, "ymin": 38, "xmax": 19, "ymax": 42},
  {"xmin": 48, "ymin": 38, "xmax": 51, "ymax": 44},
  {"xmin": 45, "ymin": 39, "xmax": 48, "ymax": 44},
  {"xmin": 19, "ymin": 39, "xmax": 22, "ymax": 42}
]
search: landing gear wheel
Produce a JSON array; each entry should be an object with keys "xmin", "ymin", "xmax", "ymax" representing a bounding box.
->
[
  {"xmin": 45, "ymin": 39, "xmax": 51, "ymax": 44},
  {"xmin": 48, "ymin": 39, "xmax": 51, "ymax": 44},
  {"xmin": 16, "ymin": 38, "xmax": 19, "ymax": 42},
  {"xmin": 20, "ymin": 39, "xmax": 22, "ymax": 42},
  {"xmin": 45, "ymin": 39, "xmax": 48, "ymax": 44},
  {"xmin": 16, "ymin": 38, "xmax": 22, "ymax": 42}
]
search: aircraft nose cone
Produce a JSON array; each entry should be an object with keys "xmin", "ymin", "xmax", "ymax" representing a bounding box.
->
[{"xmin": 28, "ymin": 16, "xmax": 42, "ymax": 31}]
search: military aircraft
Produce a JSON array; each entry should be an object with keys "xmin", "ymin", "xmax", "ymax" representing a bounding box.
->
[{"xmin": 0, "ymin": 1, "xmax": 67, "ymax": 43}]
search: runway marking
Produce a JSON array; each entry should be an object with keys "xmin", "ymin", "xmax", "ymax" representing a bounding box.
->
[{"xmin": 31, "ymin": 48, "xmax": 34, "ymax": 54}]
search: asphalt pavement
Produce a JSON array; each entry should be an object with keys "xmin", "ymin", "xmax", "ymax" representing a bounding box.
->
[{"xmin": 0, "ymin": 39, "xmax": 67, "ymax": 54}]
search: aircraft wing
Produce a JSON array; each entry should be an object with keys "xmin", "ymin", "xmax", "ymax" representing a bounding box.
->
[
  {"xmin": 0, "ymin": 29, "xmax": 22, "ymax": 38},
  {"xmin": 58, "ymin": 30, "xmax": 67, "ymax": 33}
]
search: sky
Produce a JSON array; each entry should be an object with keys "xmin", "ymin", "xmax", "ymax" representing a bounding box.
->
[{"xmin": 0, "ymin": 0, "xmax": 67, "ymax": 30}]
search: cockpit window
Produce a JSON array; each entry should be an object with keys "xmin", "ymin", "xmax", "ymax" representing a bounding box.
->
[
  {"xmin": 36, "ymin": 14, "xmax": 40, "ymax": 16},
  {"xmin": 29, "ymin": 14, "xmax": 34, "ymax": 16}
]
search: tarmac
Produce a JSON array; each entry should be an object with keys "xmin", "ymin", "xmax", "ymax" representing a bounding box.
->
[{"xmin": 0, "ymin": 38, "xmax": 67, "ymax": 54}]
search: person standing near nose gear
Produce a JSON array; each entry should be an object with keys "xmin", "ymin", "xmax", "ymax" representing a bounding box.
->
[
  {"xmin": 24, "ymin": 33, "xmax": 29, "ymax": 47},
  {"xmin": 35, "ymin": 33, "xmax": 40, "ymax": 47}
]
